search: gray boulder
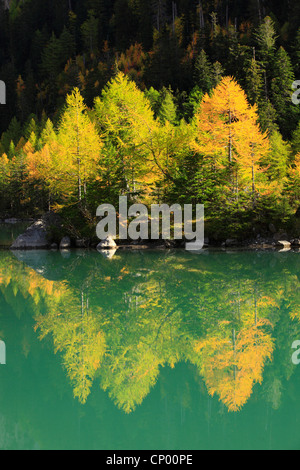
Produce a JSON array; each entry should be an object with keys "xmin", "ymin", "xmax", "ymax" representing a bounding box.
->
[
  {"xmin": 97, "ymin": 236, "xmax": 117, "ymax": 250},
  {"xmin": 75, "ymin": 239, "xmax": 88, "ymax": 248},
  {"xmin": 10, "ymin": 211, "xmax": 62, "ymax": 250},
  {"xmin": 60, "ymin": 236, "xmax": 71, "ymax": 249},
  {"xmin": 225, "ymin": 239, "xmax": 238, "ymax": 247},
  {"xmin": 11, "ymin": 219, "xmax": 49, "ymax": 249}
]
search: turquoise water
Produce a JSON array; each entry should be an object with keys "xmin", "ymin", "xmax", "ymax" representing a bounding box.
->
[{"xmin": 0, "ymin": 248, "xmax": 300, "ymax": 450}]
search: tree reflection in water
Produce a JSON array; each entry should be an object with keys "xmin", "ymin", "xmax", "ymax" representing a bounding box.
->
[{"xmin": 1, "ymin": 248, "xmax": 300, "ymax": 414}]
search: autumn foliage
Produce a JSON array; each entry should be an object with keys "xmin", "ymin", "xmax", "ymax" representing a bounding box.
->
[{"xmin": 0, "ymin": 72, "xmax": 300, "ymax": 240}]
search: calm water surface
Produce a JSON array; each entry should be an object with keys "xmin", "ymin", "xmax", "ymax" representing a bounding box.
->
[{"xmin": 0, "ymin": 247, "xmax": 300, "ymax": 450}]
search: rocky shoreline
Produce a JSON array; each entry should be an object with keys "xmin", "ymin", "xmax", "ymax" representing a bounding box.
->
[{"xmin": 3, "ymin": 212, "xmax": 300, "ymax": 252}]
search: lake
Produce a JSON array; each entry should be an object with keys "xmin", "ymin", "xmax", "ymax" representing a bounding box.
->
[{"xmin": 0, "ymin": 247, "xmax": 300, "ymax": 450}]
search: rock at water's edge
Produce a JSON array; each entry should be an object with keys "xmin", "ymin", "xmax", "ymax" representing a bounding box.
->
[
  {"xmin": 10, "ymin": 212, "xmax": 62, "ymax": 250},
  {"xmin": 60, "ymin": 236, "xmax": 71, "ymax": 250},
  {"xmin": 11, "ymin": 220, "xmax": 49, "ymax": 249},
  {"xmin": 276, "ymin": 240, "xmax": 291, "ymax": 249},
  {"xmin": 97, "ymin": 236, "xmax": 117, "ymax": 250}
]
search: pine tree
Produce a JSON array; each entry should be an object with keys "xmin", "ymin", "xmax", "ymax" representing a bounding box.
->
[
  {"xmin": 212, "ymin": 61, "xmax": 224, "ymax": 88},
  {"xmin": 40, "ymin": 32, "xmax": 63, "ymax": 80},
  {"xmin": 113, "ymin": 0, "xmax": 138, "ymax": 50},
  {"xmin": 158, "ymin": 88, "xmax": 177, "ymax": 124},
  {"xmin": 292, "ymin": 122, "xmax": 300, "ymax": 155},
  {"xmin": 254, "ymin": 16, "xmax": 277, "ymax": 62},
  {"xmin": 254, "ymin": 16, "xmax": 277, "ymax": 101},
  {"xmin": 151, "ymin": 0, "xmax": 167, "ymax": 32},
  {"xmin": 260, "ymin": 130, "xmax": 291, "ymax": 182},
  {"xmin": 145, "ymin": 25, "xmax": 185, "ymax": 90},
  {"xmin": 0, "ymin": 117, "xmax": 22, "ymax": 154},
  {"xmin": 293, "ymin": 28, "xmax": 300, "ymax": 76},
  {"xmin": 81, "ymin": 9, "xmax": 99, "ymax": 56},
  {"xmin": 245, "ymin": 56, "xmax": 264, "ymax": 105},
  {"xmin": 271, "ymin": 47, "xmax": 297, "ymax": 138},
  {"xmin": 194, "ymin": 49, "xmax": 214, "ymax": 94},
  {"xmin": 258, "ymin": 99, "xmax": 278, "ymax": 135},
  {"xmin": 135, "ymin": 0, "xmax": 153, "ymax": 50}
]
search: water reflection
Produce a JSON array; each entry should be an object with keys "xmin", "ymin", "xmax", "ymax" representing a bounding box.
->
[
  {"xmin": 1, "ymin": 249, "xmax": 300, "ymax": 415},
  {"xmin": 98, "ymin": 248, "xmax": 118, "ymax": 259}
]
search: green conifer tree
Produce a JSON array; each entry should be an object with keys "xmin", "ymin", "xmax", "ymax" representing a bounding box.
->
[{"xmin": 271, "ymin": 47, "xmax": 298, "ymax": 138}]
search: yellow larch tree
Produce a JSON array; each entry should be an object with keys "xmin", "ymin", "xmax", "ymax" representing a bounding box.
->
[
  {"xmin": 94, "ymin": 72, "xmax": 160, "ymax": 199},
  {"xmin": 57, "ymin": 88, "xmax": 103, "ymax": 203},
  {"xmin": 192, "ymin": 76, "xmax": 270, "ymax": 200},
  {"xmin": 233, "ymin": 105, "xmax": 269, "ymax": 200}
]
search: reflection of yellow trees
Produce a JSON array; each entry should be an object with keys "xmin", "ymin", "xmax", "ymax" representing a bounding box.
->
[
  {"xmin": 101, "ymin": 344, "xmax": 162, "ymax": 414},
  {"xmin": 0, "ymin": 254, "xmax": 106, "ymax": 404},
  {"xmin": 100, "ymin": 279, "xmax": 188, "ymax": 413},
  {"xmin": 194, "ymin": 319, "xmax": 274, "ymax": 411},
  {"xmin": 36, "ymin": 303, "xmax": 106, "ymax": 404},
  {"xmin": 0, "ymin": 254, "xmax": 68, "ymax": 312},
  {"xmin": 0, "ymin": 251, "xmax": 293, "ymax": 414}
]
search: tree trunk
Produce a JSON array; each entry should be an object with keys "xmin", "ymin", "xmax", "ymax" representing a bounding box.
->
[
  {"xmin": 257, "ymin": 0, "xmax": 262, "ymax": 23},
  {"xmin": 252, "ymin": 165, "xmax": 255, "ymax": 194},
  {"xmin": 198, "ymin": 1, "xmax": 204, "ymax": 29},
  {"xmin": 78, "ymin": 158, "xmax": 82, "ymax": 202},
  {"xmin": 228, "ymin": 110, "xmax": 232, "ymax": 163},
  {"xmin": 251, "ymin": 143, "xmax": 256, "ymax": 206},
  {"xmin": 226, "ymin": 1, "xmax": 229, "ymax": 29}
]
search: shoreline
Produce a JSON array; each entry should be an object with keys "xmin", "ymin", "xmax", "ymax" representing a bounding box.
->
[
  {"xmin": 3, "ymin": 241, "xmax": 299, "ymax": 253},
  {"xmin": 1, "ymin": 215, "xmax": 299, "ymax": 252}
]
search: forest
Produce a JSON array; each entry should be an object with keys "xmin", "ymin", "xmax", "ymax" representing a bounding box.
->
[{"xmin": 1, "ymin": 0, "xmax": 300, "ymax": 242}]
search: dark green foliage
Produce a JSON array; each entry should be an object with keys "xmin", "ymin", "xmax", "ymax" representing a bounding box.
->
[
  {"xmin": 194, "ymin": 49, "xmax": 214, "ymax": 94},
  {"xmin": 0, "ymin": 0, "xmax": 299, "ymax": 137},
  {"xmin": 1, "ymin": 0, "xmax": 300, "ymax": 240},
  {"xmin": 270, "ymin": 47, "xmax": 299, "ymax": 138}
]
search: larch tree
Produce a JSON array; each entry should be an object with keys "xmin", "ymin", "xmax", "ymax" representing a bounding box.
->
[
  {"xmin": 94, "ymin": 72, "xmax": 159, "ymax": 199},
  {"xmin": 193, "ymin": 76, "xmax": 269, "ymax": 202},
  {"xmin": 56, "ymin": 88, "xmax": 103, "ymax": 203},
  {"xmin": 233, "ymin": 107, "xmax": 269, "ymax": 201}
]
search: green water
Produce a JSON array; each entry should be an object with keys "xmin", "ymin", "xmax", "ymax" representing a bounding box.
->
[{"xmin": 0, "ymin": 247, "xmax": 300, "ymax": 450}]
